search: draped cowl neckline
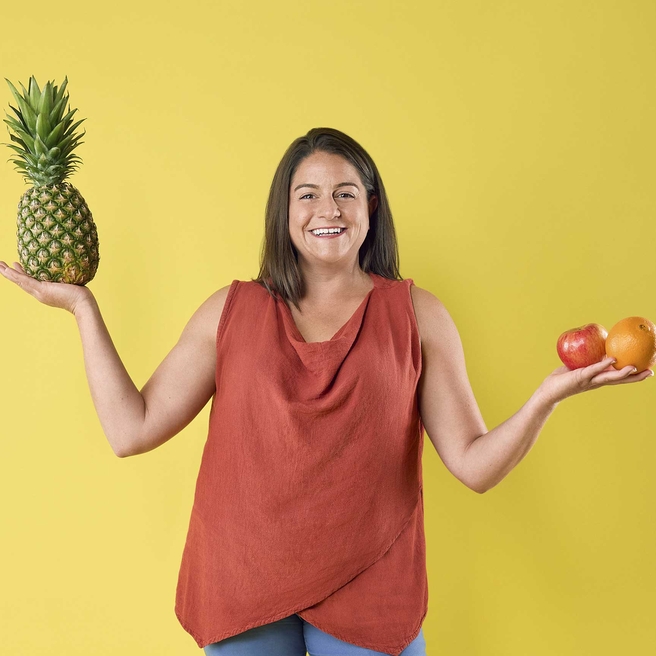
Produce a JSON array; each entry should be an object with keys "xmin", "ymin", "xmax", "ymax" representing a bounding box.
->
[{"xmin": 278, "ymin": 272, "xmax": 378, "ymax": 377}]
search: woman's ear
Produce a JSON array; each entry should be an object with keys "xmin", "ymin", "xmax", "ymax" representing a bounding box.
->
[{"xmin": 368, "ymin": 195, "xmax": 378, "ymax": 215}]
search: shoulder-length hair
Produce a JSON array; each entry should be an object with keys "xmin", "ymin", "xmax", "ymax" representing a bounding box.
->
[{"xmin": 252, "ymin": 127, "xmax": 402, "ymax": 310}]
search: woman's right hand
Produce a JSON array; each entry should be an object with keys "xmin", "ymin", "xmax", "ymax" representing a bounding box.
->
[{"xmin": 0, "ymin": 260, "xmax": 95, "ymax": 315}]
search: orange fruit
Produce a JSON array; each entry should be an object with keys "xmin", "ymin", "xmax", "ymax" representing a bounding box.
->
[{"xmin": 605, "ymin": 316, "xmax": 656, "ymax": 372}]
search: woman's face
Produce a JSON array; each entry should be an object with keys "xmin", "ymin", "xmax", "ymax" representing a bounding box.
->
[{"xmin": 288, "ymin": 151, "xmax": 377, "ymax": 271}]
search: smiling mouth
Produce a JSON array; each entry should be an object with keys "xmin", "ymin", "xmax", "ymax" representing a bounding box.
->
[{"xmin": 309, "ymin": 227, "xmax": 347, "ymax": 237}]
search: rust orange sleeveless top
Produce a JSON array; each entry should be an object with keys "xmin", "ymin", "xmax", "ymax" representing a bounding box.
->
[{"xmin": 175, "ymin": 271, "xmax": 428, "ymax": 656}]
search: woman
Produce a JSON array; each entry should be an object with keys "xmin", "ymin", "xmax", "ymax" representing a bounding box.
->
[{"xmin": 0, "ymin": 127, "xmax": 649, "ymax": 656}]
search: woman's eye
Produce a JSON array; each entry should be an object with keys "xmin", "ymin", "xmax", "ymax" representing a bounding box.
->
[{"xmin": 299, "ymin": 193, "xmax": 354, "ymax": 199}]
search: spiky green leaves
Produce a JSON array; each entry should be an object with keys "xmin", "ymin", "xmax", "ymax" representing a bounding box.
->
[{"xmin": 3, "ymin": 76, "xmax": 86, "ymax": 187}]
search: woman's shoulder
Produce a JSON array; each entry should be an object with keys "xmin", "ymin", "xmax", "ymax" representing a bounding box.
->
[
  {"xmin": 408, "ymin": 283, "xmax": 444, "ymax": 311},
  {"xmin": 185, "ymin": 283, "xmax": 233, "ymax": 346},
  {"xmin": 373, "ymin": 276, "xmax": 446, "ymax": 328},
  {"xmin": 206, "ymin": 278, "xmax": 267, "ymax": 308},
  {"xmin": 199, "ymin": 279, "xmax": 271, "ymax": 338},
  {"xmin": 407, "ymin": 283, "xmax": 454, "ymax": 347}
]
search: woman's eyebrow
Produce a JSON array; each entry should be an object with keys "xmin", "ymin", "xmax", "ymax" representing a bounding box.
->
[{"xmin": 293, "ymin": 182, "xmax": 360, "ymax": 192}]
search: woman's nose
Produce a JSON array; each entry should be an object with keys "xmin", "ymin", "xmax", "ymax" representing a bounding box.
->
[{"xmin": 317, "ymin": 195, "xmax": 340, "ymax": 219}]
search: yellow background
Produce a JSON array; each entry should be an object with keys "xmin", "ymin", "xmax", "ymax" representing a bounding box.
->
[{"xmin": 1, "ymin": 0, "xmax": 655, "ymax": 653}]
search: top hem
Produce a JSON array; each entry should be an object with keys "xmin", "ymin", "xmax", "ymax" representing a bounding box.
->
[{"xmin": 174, "ymin": 485, "xmax": 425, "ymax": 652}]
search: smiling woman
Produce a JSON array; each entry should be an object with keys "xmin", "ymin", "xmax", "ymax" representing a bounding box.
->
[
  {"xmin": 171, "ymin": 127, "xmax": 432, "ymax": 656},
  {"xmin": 289, "ymin": 152, "xmax": 377, "ymax": 260},
  {"xmin": 253, "ymin": 127, "xmax": 399, "ymax": 310}
]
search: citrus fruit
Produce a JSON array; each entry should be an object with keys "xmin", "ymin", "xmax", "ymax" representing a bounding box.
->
[{"xmin": 605, "ymin": 316, "xmax": 656, "ymax": 372}]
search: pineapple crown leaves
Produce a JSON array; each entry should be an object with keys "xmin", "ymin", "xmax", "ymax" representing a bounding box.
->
[{"xmin": 2, "ymin": 75, "xmax": 87, "ymax": 187}]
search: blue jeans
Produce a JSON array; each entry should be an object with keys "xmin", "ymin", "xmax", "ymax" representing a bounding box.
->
[{"xmin": 203, "ymin": 613, "xmax": 426, "ymax": 655}]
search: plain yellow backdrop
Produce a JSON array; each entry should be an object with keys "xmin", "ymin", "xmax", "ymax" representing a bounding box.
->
[{"xmin": 1, "ymin": 0, "xmax": 654, "ymax": 653}]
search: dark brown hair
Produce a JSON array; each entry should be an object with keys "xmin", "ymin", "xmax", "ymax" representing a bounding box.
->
[{"xmin": 252, "ymin": 127, "xmax": 402, "ymax": 309}]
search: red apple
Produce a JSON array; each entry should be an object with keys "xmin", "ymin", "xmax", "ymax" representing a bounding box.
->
[{"xmin": 556, "ymin": 323, "xmax": 608, "ymax": 369}]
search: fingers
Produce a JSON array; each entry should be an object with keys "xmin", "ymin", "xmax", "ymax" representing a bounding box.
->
[
  {"xmin": 0, "ymin": 261, "xmax": 22, "ymax": 274},
  {"xmin": 0, "ymin": 261, "xmax": 17, "ymax": 278},
  {"xmin": 595, "ymin": 373, "xmax": 646, "ymax": 386},
  {"xmin": 595, "ymin": 356, "xmax": 616, "ymax": 370},
  {"xmin": 595, "ymin": 367, "xmax": 653, "ymax": 385},
  {"xmin": 580, "ymin": 356, "xmax": 617, "ymax": 379},
  {"xmin": 590, "ymin": 361, "xmax": 653, "ymax": 386},
  {"xmin": 575, "ymin": 356, "xmax": 646, "ymax": 388},
  {"xmin": 0, "ymin": 261, "xmax": 33, "ymax": 291},
  {"xmin": 0, "ymin": 261, "xmax": 16, "ymax": 278}
]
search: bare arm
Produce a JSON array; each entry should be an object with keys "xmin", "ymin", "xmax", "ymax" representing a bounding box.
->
[
  {"xmin": 74, "ymin": 285, "xmax": 229, "ymax": 457},
  {"xmin": 74, "ymin": 296, "xmax": 146, "ymax": 456},
  {"xmin": 410, "ymin": 285, "xmax": 649, "ymax": 494},
  {"xmin": 0, "ymin": 260, "xmax": 231, "ymax": 458},
  {"xmin": 130, "ymin": 285, "xmax": 230, "ymax": 456},
  {"xmin": 410, "ymin": 286, "xmax": 487, "ymax": 491}
]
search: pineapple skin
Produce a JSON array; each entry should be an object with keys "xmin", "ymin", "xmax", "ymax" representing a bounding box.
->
[{"xmin": 17, "ymin": 181, "xmax": 99, "ymax": 285}]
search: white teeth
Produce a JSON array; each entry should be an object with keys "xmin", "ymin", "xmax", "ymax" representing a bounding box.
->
[{"xmin": 311, "ymin": 227, "xmax": 344, "ymax": 235}]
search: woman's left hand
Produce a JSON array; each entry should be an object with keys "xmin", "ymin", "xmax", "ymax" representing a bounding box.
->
[{"xmin": 539, "ymin": 357, "xmax": 654, "ymax": 405}]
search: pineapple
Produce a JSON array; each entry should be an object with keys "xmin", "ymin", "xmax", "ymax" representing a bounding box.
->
[{"xmin": 3, "ymin": 75, "xmax": 99, "ymax": 285}]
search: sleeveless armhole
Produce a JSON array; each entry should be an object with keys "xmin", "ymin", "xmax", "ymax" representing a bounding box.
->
[
  {"xmin": 216, "ymin": 279, "xmax": 240, "ymax": 348},
  {"xmin": 404, "ymin": 278, "xmax": 423, "ymax": 382},
  {"xmin": 405, "ymin": 278, "xmax": 425, "ymax": 440}
]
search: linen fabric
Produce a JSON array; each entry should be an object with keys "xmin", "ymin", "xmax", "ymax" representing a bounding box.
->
[{"xmin": 175, "ymin": 271, "xmax": 428, "ymax": 656}]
